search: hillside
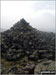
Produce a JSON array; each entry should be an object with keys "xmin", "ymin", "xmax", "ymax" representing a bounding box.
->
[
  {"xmin": 1, "ymin": 18, "xmax": 55, "ymax": 74},
  {"xmin": 0, "ymin": 28, "xmax": 6, "ymax": 32}
]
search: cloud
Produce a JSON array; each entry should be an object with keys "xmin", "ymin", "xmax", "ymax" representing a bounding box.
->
[
  {"xmin": 1, "ymin": 1, "xmax": 55, "ymax": 32},
  {"xmin": 32, "ymin": 1, "xmax": 55, "ymax": 11}
]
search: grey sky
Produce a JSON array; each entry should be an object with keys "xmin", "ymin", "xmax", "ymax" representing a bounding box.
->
[{"xmin": 1, "ymin": 1, "xmax": 55, "ymax": 32}]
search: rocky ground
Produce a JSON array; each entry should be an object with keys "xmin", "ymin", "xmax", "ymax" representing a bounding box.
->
[
  {"xmin": 1, "ymin": 58, "xmax": 55, "ymax": 74},
  {"xmin": 1, "ymin": 19, "xmax": 55, "ymax": 74}
]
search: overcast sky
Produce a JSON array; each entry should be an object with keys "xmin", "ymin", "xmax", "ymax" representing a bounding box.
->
[{"xmin": 1, "ymin": 1, "xmax": 55, "ymax": 32}]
